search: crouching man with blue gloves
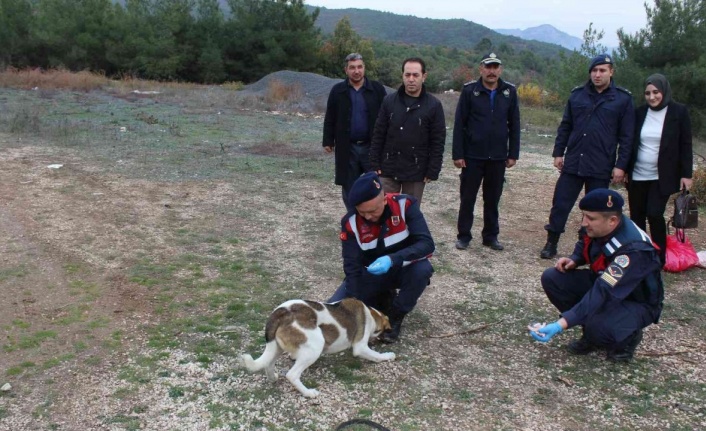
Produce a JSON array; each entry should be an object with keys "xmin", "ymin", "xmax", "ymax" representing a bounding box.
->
[
  {"xmin": 328, "ymin": 172, "xmax": 435, "ymax": 343},
  {"xmin": 531, "ymin": 189, "xmax": 664, "ymax": 362}
]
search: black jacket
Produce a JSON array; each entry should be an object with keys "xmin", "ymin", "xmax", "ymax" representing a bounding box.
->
[
  {"xmin": 627, "ymin": 102, "xmax": 693, "ymax": 195},
  {"xmin": 370, "ymin": 85, "xmax": 446, "ymax": 182},
  {"xmin": 452, "ymin": 78, "xmax": 520, "ymax": 161},
  {"xmin": 323, "ymin": 77, "xmax": 387, "ymax": 186}
]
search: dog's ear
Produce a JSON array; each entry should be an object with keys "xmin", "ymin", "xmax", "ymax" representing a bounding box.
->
[{"xmin": 371, "ymin": 308, "xmax": 391, "ymax": 332}]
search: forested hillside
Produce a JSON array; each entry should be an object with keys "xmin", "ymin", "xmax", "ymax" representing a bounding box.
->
[
  {"xmin": 1, "ymin": 0, "xmax": 704, "ymax": 134},
  {"xmin": 308, "ymin": 6, "xmax": 567, "ymax": 58}
]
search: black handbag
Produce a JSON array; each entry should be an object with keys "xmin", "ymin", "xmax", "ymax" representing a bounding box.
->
[{"xmin": 672, "ymin": 189, "xmax": 698, "ymax": 229}]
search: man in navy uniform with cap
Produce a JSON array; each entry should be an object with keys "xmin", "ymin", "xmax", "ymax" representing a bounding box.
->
[
  {"xmin": 530, "ymin": 189, "xmax": 663, "ymax": 363},
  {"xmin": 453, "ymin": 52, "xmax": 520, "ymax": 251},
  {"xmin": 328, "ymin": 171, "xmax": 435, "ymax": 343},
  {"xmin": 540, "ymin": 54, "xmax": 635, "ymax": 259}
]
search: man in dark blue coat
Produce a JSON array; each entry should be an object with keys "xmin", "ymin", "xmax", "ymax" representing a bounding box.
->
[
  {"xmin": 540, "ymin": 54, "xmax": 635, "ymax": 258},
  {"xmin": 323, "ymin": 53, "xmax": 387, "ymax": 210},
  {"xmin": 327, "ymin": 172, "xmax": 435, "ymax": 343},
  {"xmin": 452, "ymin": 52, "xmax": 520, "ymax": 251},
  {"xmin": 530, "ymin": 189, "xmax": 663, "ymax": 363}
]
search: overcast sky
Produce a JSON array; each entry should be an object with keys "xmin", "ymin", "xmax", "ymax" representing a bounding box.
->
[{"xmin": 305, "ymin": 0, "xmax": 654, "ymax": 47}]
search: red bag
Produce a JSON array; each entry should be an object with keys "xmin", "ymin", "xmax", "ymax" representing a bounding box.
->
[{"xmin": 664, "ymin": 229, "xmax": 700, "ymax": 272}]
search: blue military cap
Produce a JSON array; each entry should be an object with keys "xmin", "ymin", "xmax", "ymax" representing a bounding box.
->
[
  {"xmin": 579, "ymin": 188, "xmax": 624, "ymax": 212},
  {"xmin": 588, "ymin": 54, "xmax": 613, "ymax": 72},
  {"xmin": 348, "ymin": 172, "xmax": 383, "ymax": 207}
]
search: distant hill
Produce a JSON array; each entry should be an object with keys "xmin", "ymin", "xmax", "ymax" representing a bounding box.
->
[
  {"xmin": 495, "ymin": 24, "xmax": 582, "ymax": 51},
  {"xmin": 308, "ymin": 6, "xmax": 568, "ymax": 59}
]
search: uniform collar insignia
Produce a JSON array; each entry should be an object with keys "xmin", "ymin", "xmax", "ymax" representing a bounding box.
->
[{"xmin": 391, "ymin": 215, "xmax": 400, "ymax": 226}]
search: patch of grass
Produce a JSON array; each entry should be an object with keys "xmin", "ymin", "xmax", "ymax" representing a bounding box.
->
[
  {"xmin": 42, "ymin": 354, "xmax": 75, "ymax": 370},
  {"xmin": 68, "ymin": 280, "xmax": 101, "ymax": 301},
  {"xmin": 56, "ymin": 304, "xmax": 91, "ymax": 325},
  {"xmin": 118, "ymin": 366, "xmax": 152, "ymax": 384},
  {"xmin": 0, "ymin": 407, "xmax": 7, "ymax": 420},
  {"xmin": 84, "ymin": 356, "xmax": 102, "ymax": 366},
  {"xmin": 12, "ymin": 319, "xmax": 30, "ymax": 329},
  {"xmin": 168, "ymin": 386, "xmax": 186, "ymax": 398},
  {"xmin": 112, "ymin": 386, "xmax": 138, "ymax": 399},
  {"xmin": 103, "ymin": 413, "xmax": 142, "ymax": 431},
  {"xmin": 0, "ymin": 265, "xmax": 29, "ymax": 281},
  {"xmin": 6, "ymin": 366, "xmax": 24, "ymax": 376},
  {"xmin": 14, "ymin": 330, "xmax": 58, "ymax": 350},
  {"xmin": 63, "ymin": 263, "xmax": 83, "ymax": 274}
]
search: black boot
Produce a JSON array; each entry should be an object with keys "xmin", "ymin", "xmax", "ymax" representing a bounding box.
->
[
  {"xmin": 540, "ymin": 231, "xmax": 560, "ymax": 259},
  {"xmin": 567, "ymin": 336, "xmax": 597, "ymax": 355},
  {"xmin": 380, "ymin": 309, "xmax": 406, "ymax": 344},
  {"xmin": 607, "ymin": 329, "xmax": 643, "ymax": 363}
]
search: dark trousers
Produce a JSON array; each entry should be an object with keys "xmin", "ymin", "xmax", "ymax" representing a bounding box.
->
[
  {"xmin": 456, "ymin": 159, "xmax": 506, "ymax": 243},
  {"xmin": 545, "ymin": 173, "xmax": 610, "ymax": 234},
  {"xmin": 627, "ymin": 180, "xmax": 670, "ymax": 265},
  {"xmin": 341, "ymin": 143, "xmax": 372, "ymax": 211},
  {"xmin": 541, "ymin": 267, "xmax": 653, "ymax": 348},
  {"xmin": 328, "ymin": 260, "xmax": 433, "ymax": 314}
]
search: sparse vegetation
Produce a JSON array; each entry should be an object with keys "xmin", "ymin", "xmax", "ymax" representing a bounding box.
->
[{"xmin": 0, "ymin": 71, "xmax": 704, "ymax": 430}]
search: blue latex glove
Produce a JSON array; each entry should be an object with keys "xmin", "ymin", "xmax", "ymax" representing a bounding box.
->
[
  {"xmin": 367, "ymin": 256, "xmax": 392, "ymax": 275},
  {"xmin": 530, "ymin": 322, "xmax": 563, "ymax": 343}
]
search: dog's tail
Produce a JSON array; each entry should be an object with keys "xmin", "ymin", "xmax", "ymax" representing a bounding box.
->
[{"xmin": 240, "ymin": 341, "xmax": 280, "ymax": 372}]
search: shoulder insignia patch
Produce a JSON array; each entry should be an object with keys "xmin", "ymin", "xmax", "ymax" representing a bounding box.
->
[
  {"xmin": 606, "ymin": 263, "xmax": 624, "ymax": 279},
  {"xmin": 340, "ymin": 231, "xmax": 348, "ymax": 241},
  {"xmin": 463, "ymin": 80, "xmax": 477, "ymax": 87},
  {"xmin": 600, "ymin": 272, "xmax": 618, "ymax": 287},
  {"xmin": 614, "ymin": 255, "xmax": 630, "ymax": 268},
  {"xmin": 504, "ymin": 81, "xmax": 516, "ymax": 87},
  {"xmin": 571, "ymin": 85, "xmax": 583, "ymax": 92}
]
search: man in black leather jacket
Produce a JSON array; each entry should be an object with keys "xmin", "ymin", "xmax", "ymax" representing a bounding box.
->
[{"xmin": 370, "ymin": 57, "xmax": 446, "ymax": 203}]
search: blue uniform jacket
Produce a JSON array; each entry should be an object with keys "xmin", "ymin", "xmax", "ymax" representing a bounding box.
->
[
  {"xmin": 452, "ymin": 78, "xmax": 520, "ymax": 161},
  {"xmin": 340, "ymin": 194, "xmax": 435, "ymax": 298},
  {"xmin": 552, "ymin": 80, "xmax": 635, "ymax": 179},
  {"xmin": 563, "ymin": 215, "xmax": 664, "ymax": 327}
]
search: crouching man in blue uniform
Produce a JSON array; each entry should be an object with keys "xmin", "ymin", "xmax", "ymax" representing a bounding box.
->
[
  {"xmin": 328, "ymin": 172, "xmax": 434, "ymax": 343},
  {"xmin": 531, "ymin": 189, "xmax": 663, "ymax": 362}
]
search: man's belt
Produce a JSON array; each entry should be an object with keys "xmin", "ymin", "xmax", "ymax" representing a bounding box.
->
[{"xmin": 352, "ymin": 140, "xmax": 369, "ymax": 145}]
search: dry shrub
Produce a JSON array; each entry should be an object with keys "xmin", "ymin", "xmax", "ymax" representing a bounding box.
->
[
  {"xmin": 691, "ymin": 165, "xmax": 706, "ymax": 204},
  {"xmin": 265, "ymin": 79, "xmax": 303, "ymax": 104},
  {"xmin": 517, "ymin": 83, "xmax": 543, "ymax": 107},
  {"xmin": 222, "ymin": 81, "xmax": 244, "ymax": 91},
  {"xmin": 109, "ymin": 73, "xmax": 202, "ymax": 96},
  {"xmin": 0, "ymin": 68, "xmax": 109, "ymax": 91}
]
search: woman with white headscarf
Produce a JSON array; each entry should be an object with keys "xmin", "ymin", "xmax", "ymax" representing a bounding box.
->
[{"xmin": 626, "ymin": 73, "xmax": 693, "ymax": 265}]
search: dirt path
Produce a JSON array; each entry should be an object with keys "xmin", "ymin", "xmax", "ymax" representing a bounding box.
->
[{"xmin": 1, "ymin": 123, "xmax": 705, "ymax": 431}]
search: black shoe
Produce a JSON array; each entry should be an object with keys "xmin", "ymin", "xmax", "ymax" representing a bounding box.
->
[
  {"xmin": 607, "ymin": 329, "xmax": 643, "ymax": 363},
  {"xmin": 380, "ymin": 311, "xmax": 406, "ymax": 344},
  {"xmin": 567, "ymin": 336, "xmax": 597, "ymax": 355},
  {"xmin": 482, "ymin": 239, "xmax": 504, "ymax": 251},
  {"xmin": 455, "ymin": 239, "xmax": 470, "ymax": 250},
  {"xmin": 540, "ymin": 241, "xmax": 557, "ymax": 259},
  {"xmin": 540, "ymin": 232, "xmax": 560, "ymax": 259}
]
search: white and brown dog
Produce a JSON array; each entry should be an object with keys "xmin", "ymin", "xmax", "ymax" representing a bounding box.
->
[{"xmin": 240, "ymin": 298, "xmax": 395, "ymax": 397}]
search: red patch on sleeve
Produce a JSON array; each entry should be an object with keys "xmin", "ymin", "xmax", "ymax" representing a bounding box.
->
[{"xmin": 340, "ymin": 232, "xmax": 348, "ymax": 241}]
